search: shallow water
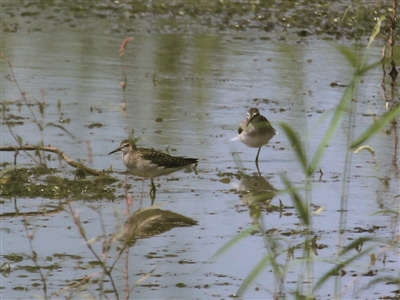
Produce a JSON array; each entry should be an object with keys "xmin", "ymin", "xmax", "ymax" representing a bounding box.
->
[{"xmin": 1, "ymin": 5, "xmax": 400, "ymax": 300}]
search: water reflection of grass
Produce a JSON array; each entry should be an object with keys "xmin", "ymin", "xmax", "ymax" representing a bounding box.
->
[{"xmin": 213, "ymin": 18, "xmax": 400, "ymax": 299}]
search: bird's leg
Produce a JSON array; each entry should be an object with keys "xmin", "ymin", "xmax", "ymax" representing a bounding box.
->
[
  {"xmin": 139, "ymin": 177, "xmax": 145, "ymax": 208},
  {"xmin": 150, "ymin": 178, "xmax": 156, "ymax": 205},
  {"xmin": 256, "ymin": 161, "xmax": 261, "ymax": 176},
  {"xmin": 192, "ymin": 162, "xmax": 198, "ymax": 175},
  {"xmin": 255, "ymin": 147, "xmax": 261, "ymax": 176},
  {"xmin": 255, "ymin": 147, "xmax": 261, "ymax": 164}
]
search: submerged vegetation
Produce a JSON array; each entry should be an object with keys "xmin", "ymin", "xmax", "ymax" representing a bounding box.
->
[
  {"xmin": 0, "ymin": 167, "xmax": 117, "ymax": 201},
  {"xmin": 0, "ymin": 55, "xmax": 119, "ymax": 203}
]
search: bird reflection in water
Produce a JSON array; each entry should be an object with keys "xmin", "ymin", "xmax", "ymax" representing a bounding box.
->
[
  {"xmin": 237, "ymin": 173, "xmax": 281, "ymax": 222},
  {"xmin": 121, "ymin": 205, "xmax": 197, "ymax": 247}
]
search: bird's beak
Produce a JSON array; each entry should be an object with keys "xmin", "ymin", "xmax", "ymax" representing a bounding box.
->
[
  {"xmin": 108, "ymin": 146, "xmax": 122, "ymax": 155},
  {"xmin": 246, "ymin": 115, "xmax": 256, "ymax": 126}
]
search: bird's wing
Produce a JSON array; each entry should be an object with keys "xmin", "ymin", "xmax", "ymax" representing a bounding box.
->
[{"xmin": 141, "ymin": 149, "xmax": 197, "ymax": 168}]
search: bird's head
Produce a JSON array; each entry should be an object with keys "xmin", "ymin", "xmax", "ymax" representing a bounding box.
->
[
  {"xmin": 108, "ymin": 139, "xmax": 136, "ymax": 155},
  {"xmin": 246, "ymin": 108, "xmax": 260, "ymax": 126}
]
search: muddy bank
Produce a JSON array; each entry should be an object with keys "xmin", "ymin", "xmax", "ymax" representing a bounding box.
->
[{"xmin": 2, "ymin": 0, "xmax": 393, "ymax": 39}]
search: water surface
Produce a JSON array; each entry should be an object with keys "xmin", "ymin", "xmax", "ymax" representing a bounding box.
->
[{"xmin": 1, "ymin": 5, "xmax": 399, "ymax": 300}]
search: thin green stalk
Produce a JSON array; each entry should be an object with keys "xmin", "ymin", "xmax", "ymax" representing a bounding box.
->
[{"xmin": 334, "ymin": 79, "xmax": 358, "ymax": 298}]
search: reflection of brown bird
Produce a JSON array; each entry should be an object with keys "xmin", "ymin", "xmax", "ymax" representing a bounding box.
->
[
  {"xmin": 108, "ymin": 139, "xmax": 198, "ymax": 202},
  {"xmin": 238, "ymin": 174, "xmax": 279, "ymax": 220},
  {"xmin": 239, "ymin": 174, "xmax": 276, "ymax": 206},
  {"xmin": 122, "ymin": 206, "xmax": 197, "ymax": 245},
  {"xmin": 238, "ymin": 108, "xmax": 277, "ymax": 165}
]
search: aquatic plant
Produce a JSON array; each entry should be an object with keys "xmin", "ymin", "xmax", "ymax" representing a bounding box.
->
[{"xmin": 213, "ymin": 5, "xmax": 400, "ymax": 298}]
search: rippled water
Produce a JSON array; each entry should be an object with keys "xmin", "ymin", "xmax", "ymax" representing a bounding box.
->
[{"xmin": 1, "ymin": 5, "xmax": 399, "ymax": 299}]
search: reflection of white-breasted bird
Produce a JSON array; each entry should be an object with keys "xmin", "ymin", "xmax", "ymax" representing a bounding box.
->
[{"xmin": 237, "ymin": 108, "xmax": 277, "ymax": 164}]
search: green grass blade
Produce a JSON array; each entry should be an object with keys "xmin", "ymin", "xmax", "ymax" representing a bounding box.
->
[
  {"xmin": 236, "ymin": 254, "xmax": 271, "ymax": 298},
  {"xmin": 338, "ymin": 237, "xmax": 385, "ymax": 256},
  {"xmin": 307, "ymin": 79, "xmax": 356, "ymax": 176},
  {"xmin": 355, "ymin": 60, "xmax": 382, "ymax": 76},
  {"xmin": 280, "ymin": 123, "xmax": 308, "ymax": 173},
  {"xmin": 371, "ymin": 209, "xmax": 399, "ymax": 216},
  {"xmin": 339, "ymin": 3, "xmax": 352, "ymax": 25},
  {"xmin": 313, "ymin": 245, "xmax": 375, "ymax": 293},
  {"xmin": 313, "ymin": 237, "xmax": 384, "ymax": 293},
  {"xmin": 364, "ymin": 275, "xmax": 400, "ymax": 290},
  {"xmin": 367, "ymin": 15, "xmax": 385, "ymax": 49},
  {"xmin": 335, "ymin": 44, "xmax": 359, "ymax": 68},
  {"xmin": 309, "ymin": 33, "xmax": 382, "ymax": 176},
  {"xmin": 207, "ymin": 225, "xmax": 258, "ymax": 263},
  {"xmin": 351, "ymin": 104, "xmax": 400, "ymax": 149},
  {"xmin": 280, "ymin": 174, "xmax": 309, "ymax": 225},
  {"xmin": 46, "ymin": 122, "xmax": 76, "ymax": 139}
]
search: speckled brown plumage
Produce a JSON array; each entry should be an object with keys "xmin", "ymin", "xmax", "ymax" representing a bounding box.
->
[{"xmin": 108, "ymin": 139, "xmax": 198, "ymax": 179}]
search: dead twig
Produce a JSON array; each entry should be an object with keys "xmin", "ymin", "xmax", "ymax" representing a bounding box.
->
[{"xmin": 0, "ymin": 145, "xmax": 103, "ymax": 176}]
